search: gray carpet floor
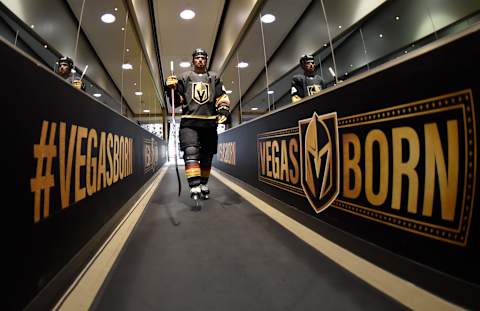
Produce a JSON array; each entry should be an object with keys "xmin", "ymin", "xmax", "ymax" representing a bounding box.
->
[{"xmin": 92, "ymin": 166, "xmax": 405, "ymax": 311}]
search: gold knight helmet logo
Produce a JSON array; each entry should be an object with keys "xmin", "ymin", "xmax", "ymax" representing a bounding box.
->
[
  {"xmin": 192, "ymin": 82, "xmax": 210, "ymax": 105},
  {"xmin": 299, "ymin": 112, "xmax": 339, "ymax": 213}
]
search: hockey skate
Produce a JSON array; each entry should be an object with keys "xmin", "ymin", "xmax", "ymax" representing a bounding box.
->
[
  {"xmin": 190, "ymin": 186, "xmax": 202, "ymax": 210},
  {"xmin": 200, "ymin": 184, "xmax": 210, "ymax": 200}
]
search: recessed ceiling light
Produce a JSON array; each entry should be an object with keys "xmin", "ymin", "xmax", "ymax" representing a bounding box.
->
[
  {"xmin": 395, "ymin": 16, "xmax": 400, "ymax": 21},
  {"xmin": 30, "ymin": 24, "xmax": 34, "ymax": 28},
  {"xmin": 122, "ymin": 63, "xmax": 133, "ymax": 70},
  {"xmin": 101, "ymin": 13, "xmax": 116, "ymax": 23},
  {"xmin": 180, "ymin": 9, "xmax": 195, "ymax": 20},
  {"xmin": 267, "ymin": 90, "xmax": 274, "ymax": 94},
  {"xmin": 126, "ymin": 48, "xmax": 130, "ymax": 52},
  {"xmin": 338, "ymin": 25, "xmax": 342, "ymax": 29},
  {"xmin": 179, "ymin": 62, "xmax": 191, "ymax": 68},
  {"xmin": 251, "ymin": 107, "xmax": 259, "ymax": 111},
  {"xmin": 379, "ymin": 34, "xmax": 383, "ymax": 38},
  {"xmin": 237, "ymin": 62, "xmax": 248, "ymax": 68},
  {"xmin": 143, "ymin": 109, "xmax": 150, "ymax": 113},
  {"xmin": 114, "ymin": 8, "xmax": 118, "ymax": 11},
  {"xmin": 261, "ymin": 14, "xmax": 275, "ymax": 23},
  {"xmin": 121, "ymin": 27, "xmax": 125, "ymax": 31},
  {"xmin": 323, "ymin": 43, "xmax": 327, "ymax": 47},
  {"xmin": 133, "ymin": 82, "xmax": 137, "ymax": 86},
  {"xmin": 44, "ymin": 45, "xmax": 48, "ymax": 48},
  {"xmin": 135, "ymin": 91, "xmax": 143, "ymax": 96},
  {"xmin": 225, "ymin": 90, "xmax": 233, "ymax": 94},
  {"xmin": 93, "ymin": 93, "xmax": 102, "ymax": 97}
]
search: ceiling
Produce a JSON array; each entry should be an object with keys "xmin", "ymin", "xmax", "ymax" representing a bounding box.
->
[{"xmin": 6, "ymin": 0, "xmax": 477, "ymax": 122}]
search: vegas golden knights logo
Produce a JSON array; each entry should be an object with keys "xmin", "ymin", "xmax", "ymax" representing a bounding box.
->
[
  {"xmin": 307, "ymin": 84, "xmax": 321, "ymax": 96},
  {"xmin": 299, "ymin": 112, "xmax": 339, "ymax": 213},
  {"xmin": 192, "ymin": 82, "xmax": 210, "ymax": 104}
]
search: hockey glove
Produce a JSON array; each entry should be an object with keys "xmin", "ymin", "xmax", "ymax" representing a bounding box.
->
[
  {"xmin": 166, "ymin": 75, "xmax": 178, "ymax": 89},
  {"xmin": 217, "ymin": 108, "xmax": 230, "ymax": 124}
]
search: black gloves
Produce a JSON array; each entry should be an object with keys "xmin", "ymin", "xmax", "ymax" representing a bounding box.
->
[{"xmin": 217, "ymin": 108, "xmax": 230, "ymax": 124}]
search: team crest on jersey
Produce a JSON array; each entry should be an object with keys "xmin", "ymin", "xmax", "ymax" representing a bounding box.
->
[
  {"xmin": 192, "ymin": 82, "xmax": 210, "ymax": 104},
  {"xmin": 299, "ymin": 112, "xmax": 339, "ymax": 213},
  {"xmin": 307, "ymin": 84, "xmax": 321, "ymax": 96}
]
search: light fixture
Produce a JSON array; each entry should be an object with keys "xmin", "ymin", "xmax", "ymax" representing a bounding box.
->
[
  {"xmin": 267, "ymin": 90, "xmax": 274, "ymax": 94},
  {"xmin": 135, "ymin": 91, "xmax": 143, "ymax": 96},
  {"xmin": 143, "ymin": 109, "xmax": 150, "ymax": 113},
  {"xmin": 126, "ymin": 48, "xmax": 130, "ymax": 52},
  {"xmin": 121, "ymin": 27, "xmax": 125, "ymax": 31},
  {"xmin": 93, "ymin": 93, "xmax": 102, "ymax": 97},
  {"xmin": 395, "ymin": 16, "xmax": 400, "ymax": 21},
  {"xmin": 30, "ymin": 24, "xmax": 34, "ymax": 28},
  {"xmin": 122, "ymin": 63, "xmax": 133, "ymax": 70},
  {"xmin": 133, "ymin": 82, "xmax": 137, "ymax": 86},
  {"xmin": 251, "ymin": 107, "xmax": 259, "ymax": 111},
  {"xmin": 379, "ymin": 34, "xmax": 383, "ymax": 38},
  {"xmin": 225, "ymin": 90, "xmax": 233, "ymax": 94},
  {"xmin": 237, "ymin": 62, "xmax": 248, "ymax": 68},
  {"xmin": 101, "ymin": 13, "xmax": 116, "ymax": 23},
  {"xmin": 180, "ymin": 9, "xmax": 195, "ymax": 20},
  {"xmin": 338, "ymin": 25, "xmax": 342, "ymax": 29},
  {"xmin": 261, "ymin": 14, "xmax": 275, "ymax": 23},
  {"xmin": 328, "ymin": 67, "xmax": 336, "ymax": 77},
  {"xmin": 44, "ymin": 45, "xmax": 48, "ymax": 48},
  {"xmin": 179, "ymin": 62, "xmax": 191, "ymax": 68},
  {"xmin": 114, "ymin": 7, "xmax": 118, "ymax": 11},
  {"xmin": 323, "ymin": 43, "xmax": 328, "ymax": 47}
]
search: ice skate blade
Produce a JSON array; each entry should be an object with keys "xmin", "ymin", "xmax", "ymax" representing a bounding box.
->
[{"xmin": 191, "ymin": 196, "xmax": 202, "ymax": 211}]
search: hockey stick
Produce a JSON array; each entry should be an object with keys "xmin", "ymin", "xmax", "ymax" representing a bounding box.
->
[{"xmin": 170, "ymin": 61, "xmax": 182, "ymax": 196}]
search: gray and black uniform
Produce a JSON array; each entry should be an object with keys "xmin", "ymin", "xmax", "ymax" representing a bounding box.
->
[
  {"xmin": 168, "ymin": 70, "xmax": 230, "ymax": 188},
  {"xmin": 291, "ymin": 74, "xmax": 324, "ymax": 100}
]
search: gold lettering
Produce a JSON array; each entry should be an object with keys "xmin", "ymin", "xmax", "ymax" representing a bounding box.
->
[
  {"xmin": 272, "ymin": 140, "xmax": 280, "ymax": 179},
  {"xmin": 423, "ymin": 121, "xmax": 459, "ymax": 220},
  {"xmin": 59, "ymin": 123, "xmax": 76, "ymax": 208},
  {"xmin": 129, "ymin": 138, "xmax": 133, "ymax": 175},
  {"xmin": 343, "ymin": 133, "xmax": 362, "ymax": 199},
  {"xmin": 86, "ymin": 129, "xmax": 98, "ymax": 196},
  {"xmin": 289, "ymin": 138, "xmax": 299, "ymax": 184},
  {"xmin": 259, "ymin": 142, "xmax": 266, "ymax": 175},
  {"xmin": 97, "ymin": 132, "xmax": 107, "ymax": 189},
  {"xmin": 106, "ymin": 133, "xmax": 113, "ymax": 186},
  {"xmin": 280, "ymin": 140, "xmax": 289, "ymax": 182},
  {"xmin": 75, "ymin": 126, "xmax": 87, "ymax": 202},
  {"xmin": 365, "ymin": 129, "xmax": 389, "ymax": 206},
  {"xmin": 266, "ymin": 141, "xmax": 272, "ymax": 177},
  {"xmin": 113, "ymin": 135, "xmax": 119, "ymax": 183},
  {"xmin": 392, "ymin": 127, "xmax": 419, "ymax": 213},
  {"xmin": 119, "ymin": 136, "xmax": 125, "ymax": 179}
]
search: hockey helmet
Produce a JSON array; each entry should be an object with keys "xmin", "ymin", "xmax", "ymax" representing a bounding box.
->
[
  {"xmin": 57, "ymin": 56, "xmax": 74, "ymax": 69},
  {"xmin": 192, "ymin": 48, "xmax": 208, "ymax": 59},
  {"xmin": 299, "ymin": 54, "xmax": 315, "ymax": 65}
]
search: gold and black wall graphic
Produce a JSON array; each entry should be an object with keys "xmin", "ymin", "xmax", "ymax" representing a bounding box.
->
[
  {"xmin": 3, "ymin": 39, "xmax": 166, "ymax": 310},
  {"xmin": 213, "ymin": 27, "xmax": 480, "ymax": 306}
]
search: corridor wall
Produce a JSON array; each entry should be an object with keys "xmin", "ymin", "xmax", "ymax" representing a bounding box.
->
[
  {"xmin": 214, "ymin": 25, "xmax": 480, "ymax": 309},
  {"xmin": 2, "ymin": 38, "xmax": 166, "ymax": 310}
]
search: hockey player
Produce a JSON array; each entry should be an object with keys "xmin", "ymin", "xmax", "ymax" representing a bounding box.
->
[
  {"xmin": 55, "ymin": 56, "xmax": 85, "ymax": 91},
  {"xmin": 165, "ymin": 48, "xmax": 230, "ymax": 201},
  {"xmin": 291, "ymin": 54, "xmax": 324, "ymax": 103}
]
